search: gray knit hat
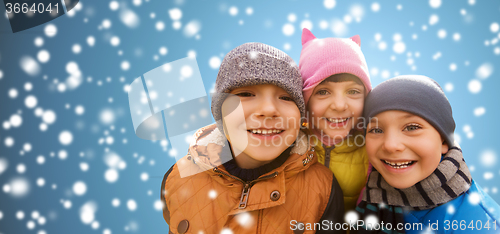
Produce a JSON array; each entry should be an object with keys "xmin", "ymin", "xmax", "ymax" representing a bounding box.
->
[
  {"xmin": 211, "ymin": 42, "xmax": 305, "ymax": 132},
  {"xmin": 363, "ymin": 75, "xmax": 456, "ymax": 147}
]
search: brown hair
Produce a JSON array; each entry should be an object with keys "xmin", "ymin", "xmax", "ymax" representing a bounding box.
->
[{"xmin": 319, "ymin": 73, "xmax": 364, "ymax": 86}]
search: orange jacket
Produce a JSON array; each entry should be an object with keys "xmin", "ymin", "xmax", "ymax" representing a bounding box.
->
[{"xmin": 161, "ymin": 124, "xmax": 344, "ymax": 234}]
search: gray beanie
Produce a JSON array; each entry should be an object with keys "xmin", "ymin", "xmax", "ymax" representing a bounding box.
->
[
  {"xmin": 211, "ymin": 42, "xmax": 305, "ymax": 132},
  {"xmin": 363, "ymin": 75, "xmax": 456, "ymax": 147}
]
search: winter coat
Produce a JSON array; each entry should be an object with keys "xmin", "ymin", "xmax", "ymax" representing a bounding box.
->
[
  {"xmin": 404, "ymin": 180, "xmax": 500, "ymax": 234},
  {"xmin": 161, "ymin": 124, "xmax": 345, "ymax": 234},
  {"xmin": 311, "ymin": 131, "xmax": 369, "ymax": 213}
]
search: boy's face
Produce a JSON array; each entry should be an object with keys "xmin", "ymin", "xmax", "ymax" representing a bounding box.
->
[
  {"xmin": 366, "ymin": 110, "xmax": 449, "ymax": 189},
  {"xmin": 221, "ymin": 84, "xmax": 301, "ymax": 169},
  {"xmin": 307, "ymin": 74, "xmax": 365, "ymax": 141}
]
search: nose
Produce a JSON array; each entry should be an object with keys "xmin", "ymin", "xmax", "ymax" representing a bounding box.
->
[
  {"xmin": 329, "ymin": 95, "xmax": 348, "ymax": 112},
  {"xmin": 382, "ymin": 130, "xmax": 405, "ymax": 153},
  {"xmin": 255, "ymin": 96, "xmax": 280, "ymax": 118}
]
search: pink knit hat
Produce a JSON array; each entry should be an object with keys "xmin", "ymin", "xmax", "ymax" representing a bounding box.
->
[{"xmin": 299, "ymin": 28, "xmax": 372, "ymax": 105}]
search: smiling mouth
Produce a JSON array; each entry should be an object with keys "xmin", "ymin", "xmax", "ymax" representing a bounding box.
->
[
  {"xmin": 325, "ymin": 117, "xmax": 350, "ymax": 124},
  {"xmin": 247, "ymin": 129, "xmax": 284, "ymax": 135},
  {"xmin": 382, "ymin": 160, "xmax": 416, "ymax": 169}
]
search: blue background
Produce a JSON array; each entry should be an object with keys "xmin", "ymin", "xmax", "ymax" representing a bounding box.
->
[{"xmin": 0, "ymin": 0, "xmax": 499, "ymax": 233}]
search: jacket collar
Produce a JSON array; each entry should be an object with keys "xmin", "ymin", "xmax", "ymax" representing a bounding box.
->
[{"xmin": 187, "ymin": 124, "xmax": 317, "ymax": 178}]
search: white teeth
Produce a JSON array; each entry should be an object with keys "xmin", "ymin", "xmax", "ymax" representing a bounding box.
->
[
  {"xmin": 249, "ymin": 129, "xmax": 283, "ymax": 135},
  {"xmin": 384, "ymin": 160, "xmax": 414, "ymax": 168},
  {"xmin": 327, "ymin": 118, "xmax": 349, "ymax": 123}
]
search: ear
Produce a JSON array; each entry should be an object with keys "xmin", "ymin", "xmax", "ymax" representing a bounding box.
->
[
  {"xmin": 441, "ymin": 141, "xmax": 449, "ymax": 155},
  {"xmin": 302, "ymin": 28, "xmax": 316, "ymax": 45},
  {"xmin": 350, "ymin": 35, "xmax": 361, "ymax": 47}
]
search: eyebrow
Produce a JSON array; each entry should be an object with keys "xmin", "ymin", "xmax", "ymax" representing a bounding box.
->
[
  {"xmin": 321, "ymin": 80, "xmax": 363, "ymax": 86},
  {"xmin": 368, "ymin": 113, "xmax": 415, "ymax": 124},
  {"xmin": 401, "ymin": 113, "xmax": 417, "ymax": 119},
  {"xmin": 315, "ymin": 82, "xmax": 365, "ymax": 91}
]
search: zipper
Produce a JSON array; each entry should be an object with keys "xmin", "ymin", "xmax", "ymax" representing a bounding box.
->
[
  {"xmin": 213, "ymin": 168, "xmax": 278, "ymax": 209},
  {"xmin": 323, "ymin": 144, "xmax": 335, "ymax": 169},
  {"xmin": 239, "ymin": 183, "xmax": 251, "ymax": 209}
]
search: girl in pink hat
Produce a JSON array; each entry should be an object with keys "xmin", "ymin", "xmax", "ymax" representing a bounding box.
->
[{"xmin": 299, "ymin": 28, "xmax": 372, "ymax": 214}]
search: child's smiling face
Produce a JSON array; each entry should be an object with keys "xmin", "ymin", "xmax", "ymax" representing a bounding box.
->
[
  {"xmin": 221, "ymin": 84, "xmax": 301, "ymax": 169},
  {"xmin": 365, "ymin": 110, "xmax": 449, "ymax": 189},
  {"xmin": 307, "ymin": 73, "xmax": 365, "ymax": 142}
]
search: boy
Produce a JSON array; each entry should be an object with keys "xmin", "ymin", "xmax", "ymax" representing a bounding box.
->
[
  {"xmin": 161, "ymin": 43, "xmax": 344, "ymax": 233},
  {"xmin": 299, "ymin": 28, "xmax": 372, "ymax": 213},
  {"xmin": 356, "ymin": 75, "xmax": 500, "ymax": 233}
]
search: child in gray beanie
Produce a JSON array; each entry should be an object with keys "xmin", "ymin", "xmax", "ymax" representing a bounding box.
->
[
  {"xmin": 354, "ymin": 75, "xmax": 500, "ymax": 233},
  {"xmin": 162, "ymin": 42, "xmax": 345, "ymax": 233}
]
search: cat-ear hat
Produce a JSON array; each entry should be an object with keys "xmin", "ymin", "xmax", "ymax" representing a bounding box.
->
[{"xmin": 299, "ymin": 28, "xmax": 372, "ymax": 105}]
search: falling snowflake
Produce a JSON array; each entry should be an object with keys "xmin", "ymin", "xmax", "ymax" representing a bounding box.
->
[
  {"xmin": 73, "ymin": 181, "xmax": 87, "ymax": 196},
  {"xmin": 127, "ymin": 199, "xmax": 138, "ymax": 211},
  {"xmin": 468, "ymin": 192, "xmax": 481, "ymax": 205},
  {"xmin": 324, "ymin": 0, "xmax": 336, "ymax": 9},
  {"xmin": 282, "ymin": 23, "xmax": 295, "ymax": 36},
  {"xmin": 344, "ymin": 210, "xmax": 358, "ymax": 224},
  {"xmin": 371, "ymin": 2, "xmax": 380, "ymax": 12},
  {"xmin": 480, "ymin": 150, "xmax": 497, "ymax": 167},
  {"xmin": 44, "ymin": 24, "xmax": 57, "ymax": 37}
]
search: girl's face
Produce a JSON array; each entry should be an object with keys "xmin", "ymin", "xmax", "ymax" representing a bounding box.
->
[
  {"xmin": 307, "ymin": 74, "xmax": 365, "ymax": 142},
  {"xmin": 221, "ymin": 84, "xmax": 301, "ymax": 169},
  {"xmin": 365, "ymin": 110, "xmax": 449, "ymax": 189}
]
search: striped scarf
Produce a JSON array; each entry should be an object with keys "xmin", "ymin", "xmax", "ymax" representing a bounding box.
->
[{"xmin": 355, "ymin": 148, "xmax": 472, "ymax": 233}]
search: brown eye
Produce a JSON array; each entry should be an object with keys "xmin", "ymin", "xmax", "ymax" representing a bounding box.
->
[
  {"xmin": 316, "ymin": 90, "xmax": 329, "ymax": 95},
  {"xmin": 280, "ymin": 96, "xmax": 293, "ymax": 101},
  {"xmin": 347, "ymin": 89, "xmax": 361, "ymax": 95},
  {"xmin": 235, "ymin": 92, "xmax": 253, "ymax": 97},
  {"xmin": 368, "ymin": 127, "xmax": 383, "ymax": 134},
  {"xmin": 404, "ymin": 124, "xmax": 421, "ymax": 131}
]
